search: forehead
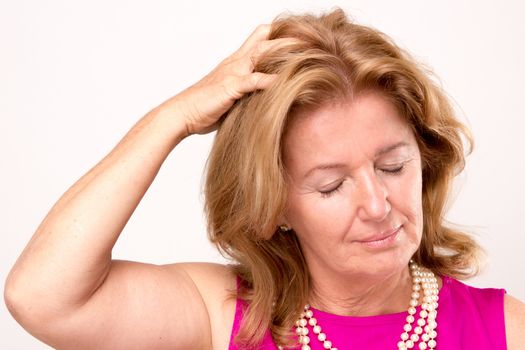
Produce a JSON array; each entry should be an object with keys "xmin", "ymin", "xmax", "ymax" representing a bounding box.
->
[{"xmin": 282, "ymin": 91, "xmax": 416, "ymax": 172}]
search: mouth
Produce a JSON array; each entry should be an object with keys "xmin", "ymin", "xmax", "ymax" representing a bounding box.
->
[{"xmin": 354, "ymin": 225, "xmax": 402, "ymax": 247}]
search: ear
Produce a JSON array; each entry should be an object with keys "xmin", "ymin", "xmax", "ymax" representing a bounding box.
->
[
  {"xmin": 277, "ymin": 214, "xmax": 290, "ymax": 227},
  {"xmin": 277, "ymin": 215, "xmax": 292, "ymax": 232}
]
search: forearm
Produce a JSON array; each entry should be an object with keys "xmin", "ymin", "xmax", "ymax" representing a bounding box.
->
[{"xmin": 5, "ymin": 101, "xmax": 188, "ymax": 317}]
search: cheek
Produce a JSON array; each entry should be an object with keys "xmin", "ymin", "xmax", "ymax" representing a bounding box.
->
[
  {"xmin": 286, "ymin": 192, "xmax": 353, "ymax": 240},
  {"xmin": 389, "ymin": 168, "xmax": 423, "ymax": 233}
]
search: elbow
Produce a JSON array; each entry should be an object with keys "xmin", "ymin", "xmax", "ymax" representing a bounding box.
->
[
  {"xmin": 4, "ymin": 269, "xmax": 52, "ymax": 330},
  {"xmin": 4, "ymin": 269, "xmax": 32, "ymax": 325},
  {"xmin": 4, "ymin": 272, "xmax": 65, "ymax": 349}
]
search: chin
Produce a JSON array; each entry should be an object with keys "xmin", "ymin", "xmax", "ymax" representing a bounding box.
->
[{"xmin": 342, "ymin": 236, "xmax": 418, "ymax": 278}]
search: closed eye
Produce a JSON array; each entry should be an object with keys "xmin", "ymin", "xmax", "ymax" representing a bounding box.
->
[
  {"xmin": 380, "ymin": 165, "xmax": 404, "ymax": 174},
  {"xmin": 320, "ymin": 181, "xmax": 344, "ymax": 198},
  {"xmin": 320, "ymin": 162, "xmax": 407, "ymax": 198}
]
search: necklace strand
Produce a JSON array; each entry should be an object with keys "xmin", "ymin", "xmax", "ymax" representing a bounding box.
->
[{"xmin": 293, "ymin": 261, "xmax": 439, "ymax": 350}]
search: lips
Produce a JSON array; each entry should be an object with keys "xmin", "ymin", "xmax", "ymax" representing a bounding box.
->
[{"xmin": 355, "ymin": 225, "xmax": 402, "ymax": 243}]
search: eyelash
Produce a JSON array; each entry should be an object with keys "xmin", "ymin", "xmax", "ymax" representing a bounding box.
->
[{"xmin": 319, "ymin": 164, "xmax": 406, "ymax": 198}]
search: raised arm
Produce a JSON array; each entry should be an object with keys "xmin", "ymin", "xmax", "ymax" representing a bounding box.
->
[{"xmin": 4, "ymin": 25, "xmax": 286, "ymax": 350}]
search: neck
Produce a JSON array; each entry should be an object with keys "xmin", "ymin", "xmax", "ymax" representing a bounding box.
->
[
  {"xmin": 295, "ymin": 261, "xmax": 441, "ymax": 350},
  {"xmin": 308, "ymin": 264, "xmax": 413, "ymax": 316}
]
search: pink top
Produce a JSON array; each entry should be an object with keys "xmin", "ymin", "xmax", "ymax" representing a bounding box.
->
[{"xmin": 229, "ymin": 276, "xmax": 507, "ymax": 349}]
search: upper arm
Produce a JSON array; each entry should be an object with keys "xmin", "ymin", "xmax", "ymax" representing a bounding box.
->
[
  {"xmin": 167, "ymin": 262, "xmax": 238, "ymax": 350},
  {"xmin": 31, "ymin": 260, "xmax": 217, "ymax": 350},
  {"xmin": 504, "ymin": 294, "xmax": 525, "ymax": 350}
]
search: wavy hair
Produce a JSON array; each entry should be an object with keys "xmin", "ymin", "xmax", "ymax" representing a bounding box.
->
[{"xmin": 203, "ymin": 7, "xmax": 482, "ymax": 348}]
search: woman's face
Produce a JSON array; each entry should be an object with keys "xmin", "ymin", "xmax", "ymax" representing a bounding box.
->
[{"xmin": 282, "ymin": 91, "xmax": 423, "ymax": 279}]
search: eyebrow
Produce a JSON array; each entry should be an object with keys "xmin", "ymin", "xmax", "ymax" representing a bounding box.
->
[
  {"xmin": 302, "ymin": 141, "xmax": 410, "ymax": 179},
  {"xmin": 375, "ymin": 141, "xmax": 410, "ymax": 158}
]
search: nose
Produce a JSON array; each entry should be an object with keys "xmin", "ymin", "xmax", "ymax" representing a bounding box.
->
[{"xmin": 355, "ymin": 170, "xmax": 391, "ymax": 222}]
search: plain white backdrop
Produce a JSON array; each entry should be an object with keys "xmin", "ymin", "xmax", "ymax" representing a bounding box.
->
[{"xmin": 1, "ymin": 0, "xmax": 524, "ymax": 348}]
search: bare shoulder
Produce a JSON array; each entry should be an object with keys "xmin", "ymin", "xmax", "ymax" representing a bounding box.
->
[
  {"xmin": 162, "ymin": 262, "xmax": 238, "ymax": 350},
  {"xmin": 504, "ymin": 294, "xmax": 525, "ymax": 349},
  {"xmin": 166, "ymin": 262, "xmax": 236, "ymax": 289},
  {"xmin": 162, "ymin": 262, "xmax": 237, "ymax": 304}
]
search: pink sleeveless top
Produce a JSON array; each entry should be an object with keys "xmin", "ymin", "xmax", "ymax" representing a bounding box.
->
[{"xmin": 228, "ymin": 276, "xmax": 507, "ymax": 349}]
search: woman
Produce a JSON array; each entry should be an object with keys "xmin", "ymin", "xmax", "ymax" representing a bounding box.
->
[{"xmin": 5, "ymin": 8, "xmax": 525, "ymax": 350}]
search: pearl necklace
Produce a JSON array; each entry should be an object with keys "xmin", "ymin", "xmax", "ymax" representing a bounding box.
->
[{"xmin": 293, "ymin": 261, "xmax": 439, "ymax": 350}]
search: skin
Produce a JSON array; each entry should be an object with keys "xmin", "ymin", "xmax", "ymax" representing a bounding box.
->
[
  {"xmin": 3, "ymin": 24, "xmax": 281, "ymax": 350},
  {"xmin": 4, "ymin": 23, "xmax": 525, "ymax": 350},
  {"xmin": 282, "ymin": 92, "xmax": 428, "ymax": 316},
  {"xmin": 281, "ymin": 93, "xmax": 525, "ymax": 342}
]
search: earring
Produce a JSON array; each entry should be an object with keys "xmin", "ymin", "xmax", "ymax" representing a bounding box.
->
[{"xmin": 279, "ymin": 224, "xmax": 291, "ymax": 232}]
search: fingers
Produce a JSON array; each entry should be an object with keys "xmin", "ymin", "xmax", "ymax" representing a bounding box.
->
[
  {"xmin": 229, "ymin": 23, "xmax": 302, "ymax": 76},
  {"xmin": 248, "ymin": 37, "xmax": 301, "ymax": 66},
  {"xmin": 236, "ymin": 73, "xmax": 278, "ymax": 95},
  {"xmin": 236, "ymin": 24, "xmax": 272, "ymax": 58},
  {"xmin": 223, "ymin": 34, "xmax": 301, "ymax": 97},
  {"xmin": 233, "ymin": 37, "xmax": 301, "ymax": 76},
  {"xmin": 217, "ymin": 72, "xmax": 277, "ymax": 103},
  {"xmin": 225, "ymin": 72, "xmax": 277, "ymax": 99},
  {"xmin": 174, "ymin": 25, "xmax": 293, "ymax": 136}
]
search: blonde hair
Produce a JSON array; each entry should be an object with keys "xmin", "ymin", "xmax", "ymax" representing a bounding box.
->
[{"xmin": 204, "ymin": 7, "xmax": 482, "ymax": 348}]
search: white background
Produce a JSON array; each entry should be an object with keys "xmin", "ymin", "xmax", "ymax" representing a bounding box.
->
[{"xmin": 1, "ymin": 0, "xmax": 524, "ymax": 348}]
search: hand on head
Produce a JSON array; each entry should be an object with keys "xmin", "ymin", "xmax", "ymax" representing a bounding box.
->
[{"xmin": 165, "ymin": 24, "xmax": 297, "ymax": 137}]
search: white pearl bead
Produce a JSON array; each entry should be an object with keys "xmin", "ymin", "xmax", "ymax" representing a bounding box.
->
[
  {"xmin": 302, "ymin": 335, "xmax": 310, "ymax": 344},
  {"xmin": 293, "ymin": 262, "xmax": 437, "ymax": 350}
]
